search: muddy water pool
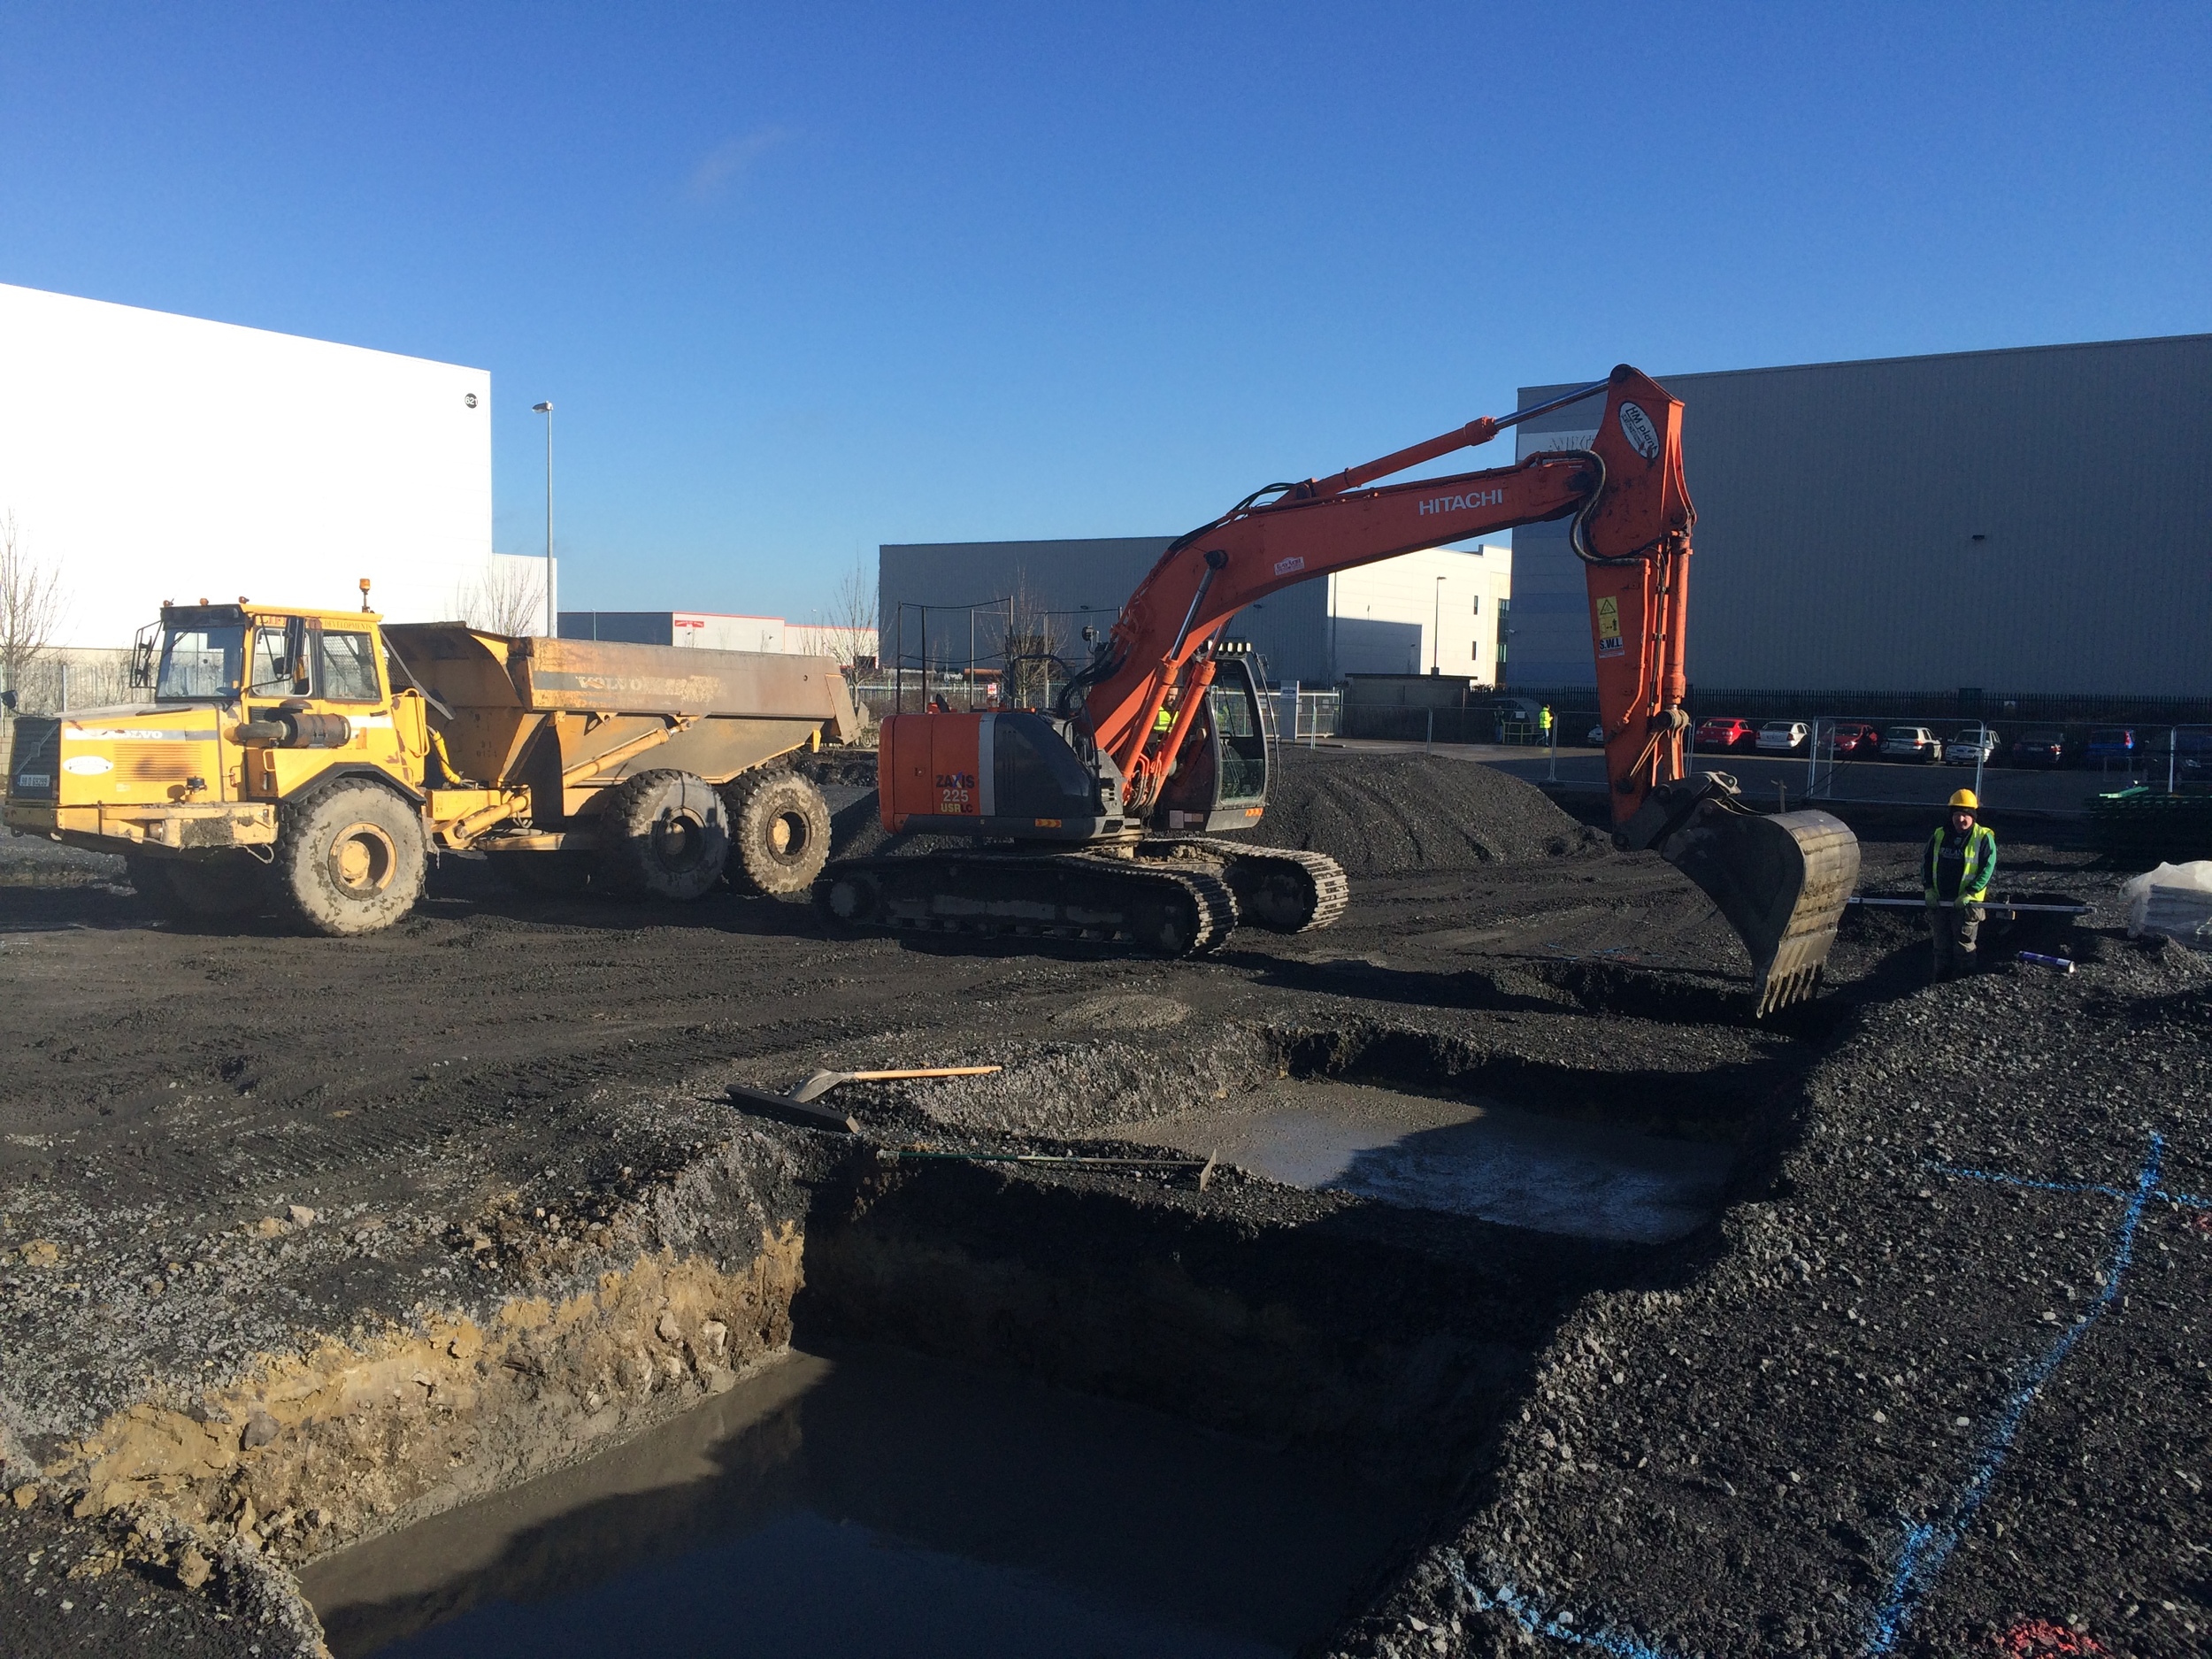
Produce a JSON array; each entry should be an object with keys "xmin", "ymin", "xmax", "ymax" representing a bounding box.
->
[
  {"xmin": 1100, "ymin": 1077, "xmax": 1733, "ymax": 1242},
  {"xmin": 302, "ymin": 1342, "xmax": 1419, "ymax": 1658}
]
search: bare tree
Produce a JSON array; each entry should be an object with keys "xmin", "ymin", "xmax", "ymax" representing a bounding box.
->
[
  {"xmin": 816, "ymin": 558, "xmax": 879, "ymax": 668},
  {"xmin": 1002, "ymin": 570, "xmax": 1059, "ymax": 710},
  {"xmin": 0, "ymin": 512, "xmax": 66, "ymax": 708},
  {"xmin": 453, "ymin": 557, "xmax": 547, "ymax": 637}
]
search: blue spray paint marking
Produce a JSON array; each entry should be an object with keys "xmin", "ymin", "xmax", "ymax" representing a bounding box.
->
[
  {"xmin": 1436, "ymin": 1554, "xmax": 1680, "ymax": 1659},
  {"xmin": 1867, "ymin": 1133, "xmax": 2165, "ymax": 1653},
  {"xmin": 1924, "ymin": 1161, "xmax": 2128, "ymax": 1200},
  {"xmin": 1925, "ymin": 1156, "xmax": 2206, "ymax": 1210},
  {"xmin": 1425, "ymin": 1139, "xmax": 2177, "ymax": 1658}
]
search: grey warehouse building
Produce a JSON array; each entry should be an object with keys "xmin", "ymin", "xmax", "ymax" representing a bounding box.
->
[
  {"xmin": 878, "ymin": 538, "xmax": 1168, "ymax": 677},
  {"xmin": 879, "ymin": 537, "xmax": 1512, "ymax": 687},
  {"xmin": 1509, "ymin": 334, "xmax": 2212, "ymax": 698}
]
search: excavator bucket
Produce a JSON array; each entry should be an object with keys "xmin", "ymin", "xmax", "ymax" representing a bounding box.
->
[{"xmin": 1618, "ymin": 777, "xmax": 1862, "ymax": 1016}]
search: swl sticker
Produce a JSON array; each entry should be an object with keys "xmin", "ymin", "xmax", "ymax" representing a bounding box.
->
[{"xmin": 1594, "ymin": 595, "xmax": 1625, "ymax": 658}]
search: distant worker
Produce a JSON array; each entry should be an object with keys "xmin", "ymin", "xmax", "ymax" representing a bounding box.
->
[
  {"xmin": 1540, "ymin": 705, "xmax": 1554, "ymax": 742},
  {"xmin": 1924, "ymin": 788, "xmax": 1997, "ymax": 980}
]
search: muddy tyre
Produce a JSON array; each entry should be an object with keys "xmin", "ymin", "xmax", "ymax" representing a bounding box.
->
[
  {"xmin": 598, "ymin": 770, "xmax": 729, "ymax": 902},
  {"xmin": 724, "ymin": 770, "xmax": 832, "ymax": 895},
  {"xmin": 128, "ymin": 854, "xmax": 267, "ymax": 922},
  {"xmin": 275, "ymin": 780, "xmax": 429, "ymax": 936}
]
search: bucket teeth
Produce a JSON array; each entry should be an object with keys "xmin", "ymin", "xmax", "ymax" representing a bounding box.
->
[{"xmin": 1658, "ymin": 807, "xmax": 1861, "ymax": 1018}]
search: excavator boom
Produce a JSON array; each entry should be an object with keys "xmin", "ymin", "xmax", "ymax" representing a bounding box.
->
[{"xmin": 835, "ymin": 365, "xmax": 1858, "ymax": 1010}]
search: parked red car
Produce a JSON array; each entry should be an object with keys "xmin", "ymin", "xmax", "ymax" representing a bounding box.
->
[
  {"xmin": 1695, "ymin": 716, "xmax": 1756, "ymax": 751},
  {"xmin": 1828, "ymin": 722, "xmax": 1882, "ymax": 756}
]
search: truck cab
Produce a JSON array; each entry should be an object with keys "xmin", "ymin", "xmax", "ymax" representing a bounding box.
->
[{"xmin": 6, "ymin": 601, "xmax": 428, "ymax": 858}]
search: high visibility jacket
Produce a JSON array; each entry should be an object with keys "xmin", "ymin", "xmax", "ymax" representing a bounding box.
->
[{"xmin": 1924, "ymin": 824, "xmax": 1997, "ymax": 904}]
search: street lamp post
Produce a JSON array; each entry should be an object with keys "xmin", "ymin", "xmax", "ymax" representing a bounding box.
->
[{"xmin": 533, "ymin": 402, "xmax": 555, "ymax": 636}]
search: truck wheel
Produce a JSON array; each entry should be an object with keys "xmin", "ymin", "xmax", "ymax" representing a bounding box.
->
[
  {"xmin": 599, "ymin": 770, "xmax": 729, "ymax": 901},
  {"xmin": 724, "ymin": 770, "xmax": 832, "ymax": 895},
  {"xmin": 276, "ymin": 780, "xmax": 428, "ymax": 936},
  {"xmin": 127, "ymin": 855, "xmax": 265, "ymax": 921}
]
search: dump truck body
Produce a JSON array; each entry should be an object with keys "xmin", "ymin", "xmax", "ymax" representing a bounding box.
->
[
  {"xmin": 4, "ymin": 603, "xmax": 860, "ymax": 933},
  {"xmin": 381, "ymin": 624, "xmax": 857, "ymax": 845}
]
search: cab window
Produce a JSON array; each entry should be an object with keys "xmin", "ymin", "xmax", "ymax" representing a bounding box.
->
[
  {"xmin": 248, "ymin": 621, "xmax": 310, "ymax": 695},
  {"xmin": 319, "ymin": 630, "xmax": 381, "ymax": 703},
  {"xmin": 154, "ymin": 626, "xmax": 246, "ymax": 700},
  {"xmin": 1210, "ymin": 680, "xmax": 1266, "ymax": 802}
]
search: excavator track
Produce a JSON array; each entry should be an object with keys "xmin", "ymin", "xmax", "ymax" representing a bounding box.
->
[
  {"xmin": 813, "ymin": 849, "xmax": 1239, "ymax": 956},
  {"xmin": 1135, "ymin": 837, "xmax": 1349, "ymax": 933}
]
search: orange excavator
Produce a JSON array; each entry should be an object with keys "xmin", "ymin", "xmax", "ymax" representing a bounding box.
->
[{"xmin": 816, "ymin": 365, "xmax": 1859, "ymax": 1014}]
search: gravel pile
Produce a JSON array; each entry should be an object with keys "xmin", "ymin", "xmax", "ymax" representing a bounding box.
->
[
  {"xmin": 1229, "ymin": 750, "xmax": 1606, "ymax": 873},
  {"xmin": 826, "ymin": 794, "xmax": 979, "ymax": 863},
  {"xmin": 829, "ymin": 750, "xmax": 1603, "ymax": 872},
  {"xmin": 0, "ymin": 831, "xmax": 121, "ymax": 887}
]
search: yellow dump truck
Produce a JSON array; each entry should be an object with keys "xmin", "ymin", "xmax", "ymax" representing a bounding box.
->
[{"xmin": 3, "ymin": 598, "xmax": 861, "ymax": 934}]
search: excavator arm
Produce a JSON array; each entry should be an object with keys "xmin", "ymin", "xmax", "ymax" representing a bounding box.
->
[
  {"xmin": 1079, "ymin": 364, "xmax": 1857, "ymax": 1013},
  {"xmin": 1085, "ymin": 366, "xmax": 1693, "ymax": 811}
]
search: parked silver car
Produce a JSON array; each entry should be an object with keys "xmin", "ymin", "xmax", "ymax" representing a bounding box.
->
[
  {"xmin": 1945, "ymin": 725, "xmax": 2000, "ymax": 765},
  {"xmin": 1883, "ymin": 726, "xmax": 1943, "ymax": 764},
  {"xmin": 1756, "ymin": 720, "xmax": 1809, "ymax": 753}
]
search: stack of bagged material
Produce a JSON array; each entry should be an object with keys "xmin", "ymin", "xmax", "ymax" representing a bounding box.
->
[{"xmin": 2121, "ymin": 860, "xmax": 2212, "ymax": 950}]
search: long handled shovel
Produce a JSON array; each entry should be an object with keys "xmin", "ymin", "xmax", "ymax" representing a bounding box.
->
[{"xmin": 726, "ymin": 1064, "xmax": 1002, "ymax": 1133}]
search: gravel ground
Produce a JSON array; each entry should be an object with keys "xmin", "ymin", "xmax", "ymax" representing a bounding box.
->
[
  {"xmin": 1, "ymin": 759, "xmax": 2201, "ymax": 1657},
  {"xmin": 1223, "ymin": 749, "xmax": 1610, "ymax": 872},
  {"xmin": 1342, "ymin": 887, "xmax": 2212, "ymax": 1659}
]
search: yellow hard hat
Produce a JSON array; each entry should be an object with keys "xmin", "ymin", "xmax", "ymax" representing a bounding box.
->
[{"xmin": 1948, "ymin": 788, "xmax": 1978, "ymax": 810}]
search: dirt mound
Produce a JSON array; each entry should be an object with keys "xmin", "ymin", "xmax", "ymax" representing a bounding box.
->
[
  {"xmin": 1229, "ymin": 750, "xmax": 1605, "ymax": 873},
  {"xmin": 829, "ymin": 751, "xmax": 1601, "ymax": 873},
  {"xmin": 827, "ymin": 795, "xmax": 977, "ymax": 863}
]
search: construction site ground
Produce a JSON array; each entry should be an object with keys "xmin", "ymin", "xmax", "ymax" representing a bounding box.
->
[{"xmin": 0, "ymin": 745, "xmax": 2205, "ymax": 1658}]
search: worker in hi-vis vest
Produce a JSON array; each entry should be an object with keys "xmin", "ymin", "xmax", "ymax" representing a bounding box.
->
[{"xmin": 1924, "ymin": 787, "xmax": 1997, "ymax": 980}]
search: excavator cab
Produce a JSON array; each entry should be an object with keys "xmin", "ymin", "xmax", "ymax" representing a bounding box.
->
[{"xmin": 1152, "ymin": 648, "xmax": 1271, "ymax": 833}]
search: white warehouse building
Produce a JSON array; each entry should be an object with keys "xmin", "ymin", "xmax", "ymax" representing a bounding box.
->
[{"xmin": 0, "ymin": 282, "xmax": 497, "ymax": 655}]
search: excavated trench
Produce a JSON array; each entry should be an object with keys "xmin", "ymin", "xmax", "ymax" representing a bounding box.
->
[{"xmin": 293, "ymin": 1011, "xmax": 1797, "ymax": 1658}]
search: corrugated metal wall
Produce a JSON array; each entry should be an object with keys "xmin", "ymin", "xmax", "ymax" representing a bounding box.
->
[
  {"xmin": 878, "ymin": 538, "xmax": 1170, "ymax": 672},
  {"xmin": 877, "ymin": 537, "xmax": 1340, "ymax": 684},
  {"xmin": 875, "ymin": 541, "xmax": 1517, "ymax": 687},
  {"xmin": 1509, "ymin": 334, "xmax": 2212, "ymax": 695}
]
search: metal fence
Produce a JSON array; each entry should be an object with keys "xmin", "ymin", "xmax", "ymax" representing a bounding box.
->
[
  {"xmin": 1498, "ymin": 684, "xmax": 2212, "ymax": 729},
  {"xmin": 0, "ymin": 649, "xmax": 135, "ymax": 718},
  {"xmin": 1271, "ymin": 686, "xmax": 1340, "ymax": 742},
  {"xmin": 1786, "ymin": 718, "xmax": 2212, "ymax": 802}
]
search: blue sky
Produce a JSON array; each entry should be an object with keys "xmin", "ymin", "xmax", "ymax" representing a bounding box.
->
[{"xmin": 3, "ymin": 2, "xmax": 2205, "ymax": 621}]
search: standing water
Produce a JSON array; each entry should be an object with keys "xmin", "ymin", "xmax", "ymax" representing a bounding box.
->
[
  {"xmin": 1101, "ymin": 1077, "xmax": 1734, "ymax": 1243},
  {"xmin": 302, "ymin": 1343, "xmax": 1420, "ymax": 1658}
]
